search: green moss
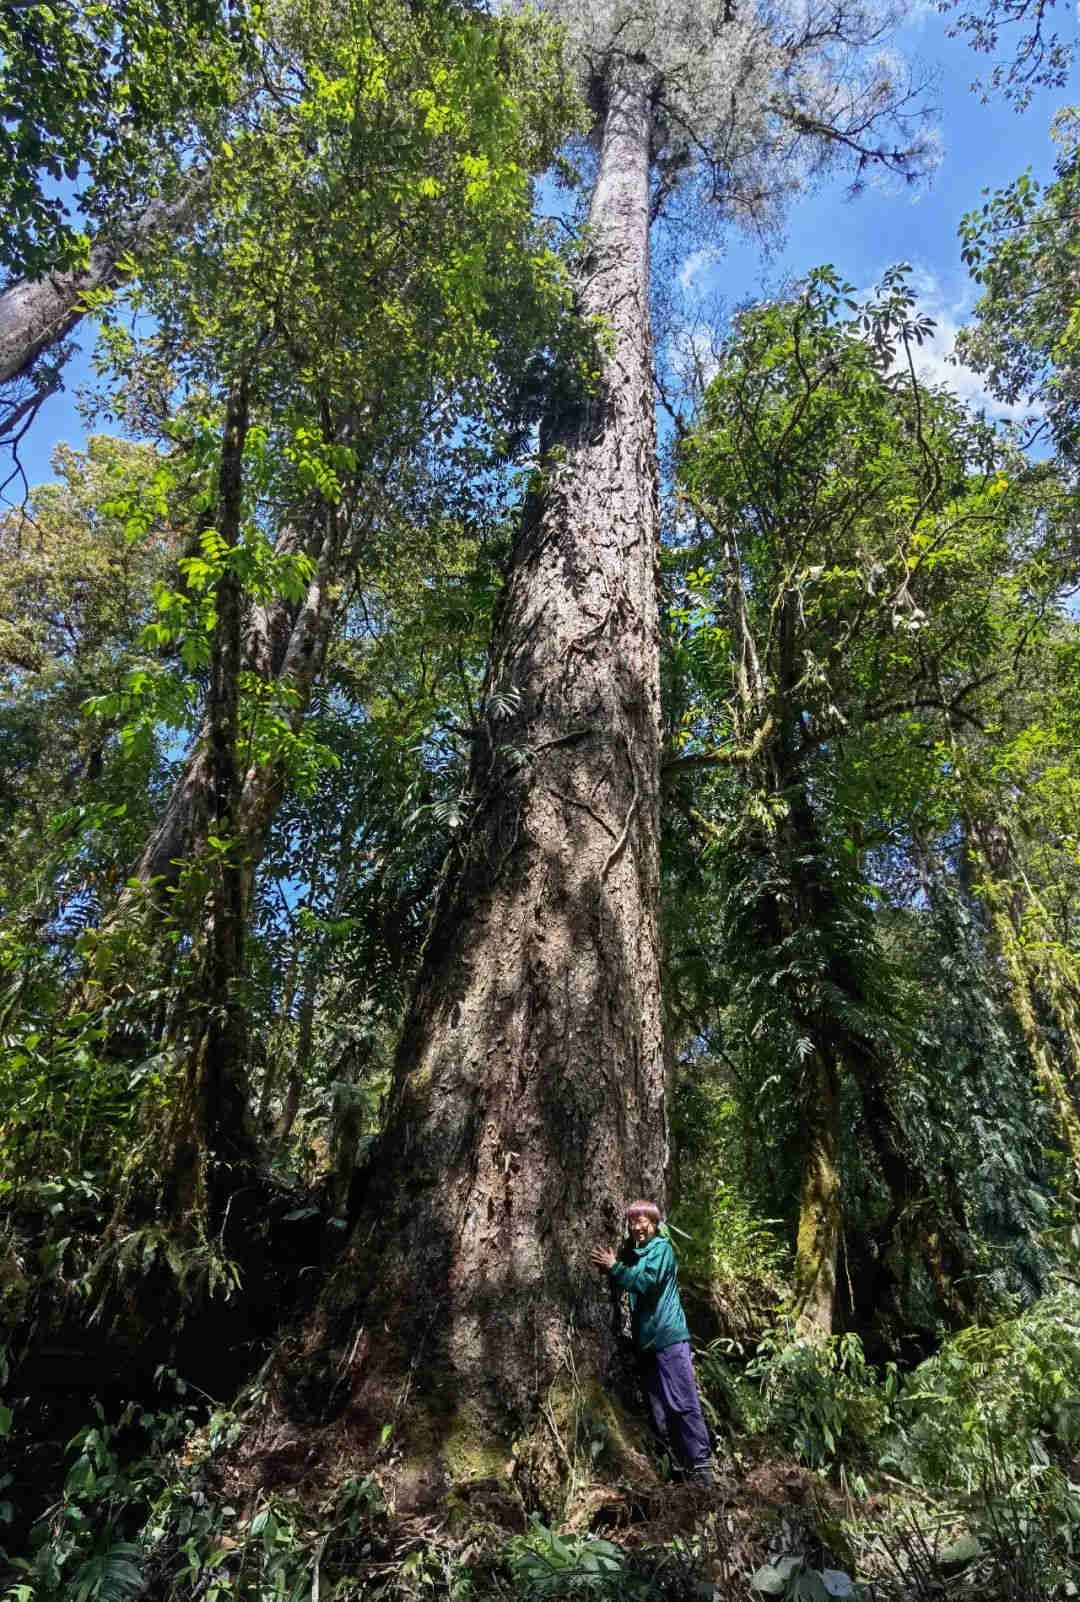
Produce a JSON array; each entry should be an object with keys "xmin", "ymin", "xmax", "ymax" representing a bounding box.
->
[
  {"xmin": 537, "ymin": 1377, "xmax": 652, "ymax": 1490},
  {"xmin": 576, "ymin": 1379, "xmax": 646, "ymax": 1469},
  {"xmin": 399, "ymin": 1397, "xmax": 510, "ymax": 1489},
  {"xmin": 441, "ymin": 1419, "xmax": 509, "ymax": 1484}
]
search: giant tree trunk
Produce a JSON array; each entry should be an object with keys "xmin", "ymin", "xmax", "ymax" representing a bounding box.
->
[{"xmin": 323, "ymin": 56, "xmax": 667, "ymax": 1488}]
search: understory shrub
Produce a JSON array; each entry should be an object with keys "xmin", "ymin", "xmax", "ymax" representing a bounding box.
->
[
  {"xmin": 886, "ymin": 1284, "xmax": 1080, "ymax": 1488},
  {"xmin": 709, "ymin": 1323, "xmax": 897, "ymax": 1472}
]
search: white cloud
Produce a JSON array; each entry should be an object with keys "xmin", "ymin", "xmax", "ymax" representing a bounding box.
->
[
  {"xmin": 883, "ymin": 265, "xmax": 1033, "ymax": 423},
  {"xmin": 677, "ymin": 247, "xmax": 721, "ymax": 293},
  {"xmin": 896, "ymin": 0, "xmax": 939, "ymax": 29}
]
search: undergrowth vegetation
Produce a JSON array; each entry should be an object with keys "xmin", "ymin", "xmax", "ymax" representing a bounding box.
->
[{"xmin": 5, "ymin": 1284, "xmax": 1080, "ymax": 1600}]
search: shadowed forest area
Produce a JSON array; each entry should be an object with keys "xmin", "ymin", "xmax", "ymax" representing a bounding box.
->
[{"xmin": 2, "ymin": 1, "xmax": 1080, "ymax": 1598}]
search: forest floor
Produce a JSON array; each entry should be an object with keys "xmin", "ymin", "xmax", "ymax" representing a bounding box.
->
[{"xmin": 5, "ymin": 1190, "xmax": 1080, "ymax": 1600}]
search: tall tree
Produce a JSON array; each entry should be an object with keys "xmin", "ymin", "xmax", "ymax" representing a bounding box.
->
[
  {"xmin": 956, "ymin": 110, "xmax": 1080, "ymax": 461},
  {"xmin": 322, "ymin": 0, "xmax": 937, "ymax": 1490},
  {"xmin": 69, "ymin": 0, "xmax": 578, "ymax": 1226},
  {"xmin": 669, "ymin": 269, "xmax": 1072, "ymax": 1334}
]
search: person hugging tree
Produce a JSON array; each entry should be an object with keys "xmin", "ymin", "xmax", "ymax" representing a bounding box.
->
[{"xmin": 590, "ymin": 1199, "xmax": 713, "ymax": 1486}]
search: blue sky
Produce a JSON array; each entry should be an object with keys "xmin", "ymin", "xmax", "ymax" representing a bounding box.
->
[
  {"xmin": 11, "ymin": 4, "xmax": 1075, "ymax": 493},
  {"xmin": 677, "ymin": 6, "xmax": 1072, "ymax": 411}
]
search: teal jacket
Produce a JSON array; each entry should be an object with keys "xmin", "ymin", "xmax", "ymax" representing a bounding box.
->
[{"xmin": 608, "ymin": 1232, "xmax": 690, "ymax": 1354}]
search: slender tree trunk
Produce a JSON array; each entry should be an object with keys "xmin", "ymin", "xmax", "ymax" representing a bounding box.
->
[
  {"xmin": 792, "ymin": 1049, "xmax": 841, "ymax": 1337},
  {"xmin": 990, "ymin": 901, "xmax": 1080, "ymax": 1186},
  {"xmin": 164, "ymin": 379, "xmax": 254, "ymax": 1220},
  {"xmin": 327, "ymin": 1037, "xmax": 372, "ymax": 1215},
  {"xmin": 121, "ymin": 517, "xmax": 336, "ymax": 921},
  {"xmin": 233, "ymin": 509, "xmax": 342, "ymax": 910},
  {"xmin": 0, "ymin": 179, "xmax": 209, "ymax": 388},
  {"xmin": 326, "ymin": 56, "xmax": 667, "ymax": 1483},
  {"xmin": 964, "ymin": 814, "xmax": 1080, "ymax": 1186},
  {"xmin": 258, "ymin": 968, "xmax": 294, "ymax": 1137}
]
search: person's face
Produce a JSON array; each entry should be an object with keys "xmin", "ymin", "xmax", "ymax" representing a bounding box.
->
[{"xmin": 629, "ymin": 1213, "xmax": 656, "ymax": 1246}]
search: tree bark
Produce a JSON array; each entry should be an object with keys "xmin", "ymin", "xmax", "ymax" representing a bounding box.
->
[
  {"xmin": 327, "ymin": 55, "xmax": 667, "ymax": 1477},
  {"xmin": 964, "ymin": 814, "xmax": 1080, "ymax": 1187},
  {"xmin": 122, "ymin": 517, "xmax": 335, "ymax": 922},
  {"xmin": 0, "ymin": 178, "xmax": 209, "ymax": 388},
  {"xmin": 792, "ymin": 1049, "xmax": 842, "ymax": 1338},
  {"xmin": 233, "ymin": 510, "xmax": 342, "ymax": 911},
  {"xmin": 0, "ymin": 241, "xmax": 117, "ymax": 387},
  {"xmin": 990, "ymin": 900, "xmax": 1080, "ymax": 1187}
]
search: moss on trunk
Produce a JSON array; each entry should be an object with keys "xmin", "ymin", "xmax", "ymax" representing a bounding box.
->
[{"xmin": 793, "ymin": 1052, "xmax": 841, "ymax": 1338}]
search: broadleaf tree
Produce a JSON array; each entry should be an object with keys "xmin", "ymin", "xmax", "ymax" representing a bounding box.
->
[
  {"xmin": 668, "ymin": 268, "xmax": 1074, "ymax": 1335},
  {"xmin": 0, "ymin": 0, "xmax": 260, "ymax": 475},
  {"xmin": 1, "ymin": 0, "xmax": 581, "ymax": 1255}
]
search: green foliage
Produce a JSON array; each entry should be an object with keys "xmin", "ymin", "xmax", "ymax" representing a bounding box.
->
[
  {"xmin": 4, "ymin": 19, "xmax": 1080, "ymax": 1573},
  {"xmin": 665, "ymin": 263, "xmax": 1075, "ymax": 1330},
  {"xmin": 670, "ymin": 1174, "xmax": 788, "ymax": 1289},
  {"xmin": 736, "ymin": 1326, "xmax": 897, "ymax": 1472},
  {"xmin": 504, "ymin": 1521, "xmax": 714, "ymax": 1602},
  {"xmin": 0, "ymin": 931, "xmax": 154, "ymax": 1207},
  {"xmin": 942, "ymin": 0, "xmax": 1079, "ymax": 104},
  {"xmin": 957, "ymin": 110, "xmax": 1080, "ymax": 456},
  {"xmin": 751, "ymin": 1554, "xmax": 870, "ymax": 1601},
  {"xmin": 889, "ymin": 1286, "xmax": 1080, "ymax": 1488},
  {"xmin": 507, "ymin": 1522, "xmax": 629, "ymax": 1598},
  {"xmin": 0, "ymin": 0, "xmax": 260, "ymax": 277},
  {"xmin": 869, "ymin": 1444, "xmax": 1080, "ymax": 1602},
  {"xmin": 2, "ymin": 1381, "xmax": 201, "ymax": 1602},
  {"xmin": 0, "ymin": 437, "xmax": 183, "ymax": 866},
  {"xmin": 887, "ymin": 882, "xmax": 1061, "ymax": 1317}
]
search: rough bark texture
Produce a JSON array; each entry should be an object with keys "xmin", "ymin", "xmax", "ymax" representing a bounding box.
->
[
  {"xmin": 326, "ymin": 57, "xmax": 667, "ymax": 1477},
  {"xmin": 0, "ymin": 242, "xmax": 118, "ymax": 387}
]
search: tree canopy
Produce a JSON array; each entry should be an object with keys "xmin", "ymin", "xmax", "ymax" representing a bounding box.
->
[{"xmin": 2, "ymin": 2, "xmax": 1080, "ymax": 1599}]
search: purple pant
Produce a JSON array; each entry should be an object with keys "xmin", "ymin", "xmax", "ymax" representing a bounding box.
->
[{"xmin": 642, "ymin": 1340, "xmax": 711, "ymax": 1470}]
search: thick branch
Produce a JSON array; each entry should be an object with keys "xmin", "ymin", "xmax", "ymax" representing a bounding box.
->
[{"xmin": 0, "ymin": 174, "xmax": 210, "ymax": 387}]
